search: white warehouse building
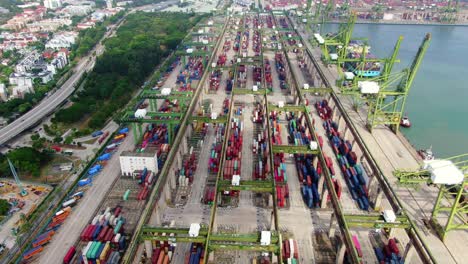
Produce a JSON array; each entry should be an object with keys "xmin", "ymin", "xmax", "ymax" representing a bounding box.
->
[{"xmin": 120, "ymin": 151, "xmax": 158, "ymax": 176}]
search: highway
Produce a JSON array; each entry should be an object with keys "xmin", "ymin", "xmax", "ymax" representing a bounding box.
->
[{"xmin": 0, "ymin": 20, "xmax": 121, "ymax": 146}]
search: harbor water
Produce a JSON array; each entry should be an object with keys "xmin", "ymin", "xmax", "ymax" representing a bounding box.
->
[{"xmin": 323, "ymin": 23, "xmax": 468, "ymax": 158}]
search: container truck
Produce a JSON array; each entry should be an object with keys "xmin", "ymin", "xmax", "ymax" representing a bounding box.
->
[
  {"xmin": 118, "ymin": 127, "xmax": 129, "ymax": 134},
  {"xmin": 63, "ymin": 246, "xmax": 76, "ymax": 264},
  {"xmin": 98, "ymin": 153, "xmax": 111, "ymax": 161},
  {"xmin": 92, "ymin": 131, "xmax": 104, "ymax": 137}
]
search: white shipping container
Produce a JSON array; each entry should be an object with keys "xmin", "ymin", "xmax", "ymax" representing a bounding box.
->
[{"xmin": 62, "ymin": 199, "xmax": 76, "ymax": 208}]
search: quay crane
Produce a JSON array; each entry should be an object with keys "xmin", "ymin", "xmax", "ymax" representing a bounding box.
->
[
  {"xmin": 8, "ymin": 158, "xmax": 27, "ymax": 197},
  {"xmin": 337, "ymin": 33, "xmax": 430, "ymax": 132},
  {"xmin": 394, "ymin": 153, "xmax": 468, "ymax": 241}
]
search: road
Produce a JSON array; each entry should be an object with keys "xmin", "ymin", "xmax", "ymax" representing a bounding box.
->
[
  {"xmin": 36, "ymin": 130, "xmax": 135, "ymax": 264},
  {"xmin": 0, "ymin": 19, "xmax": 120, "ymax": 147}
]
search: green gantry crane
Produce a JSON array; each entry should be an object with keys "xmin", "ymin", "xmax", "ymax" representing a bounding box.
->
[
  {"xmin": 394, "ymin": 153, "xmax": 468, "ymax": 241},
  {"xmin": 338, "ymin": 33, "xmax": 430, "ymax": 132}
]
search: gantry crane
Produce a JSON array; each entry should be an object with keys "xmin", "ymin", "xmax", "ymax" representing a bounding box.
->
[
  {"xmin": 316, "ymin": 13, "xmax": 357, "ymax": 65},
  {"xmin": 394, "ymin": 153, "xmax": 468, "ymax": 241},
  {"xmin": 8, "ymin": 158, "xmax": 27, "ymax": 197},
  {"xmin": 338, "ymin": 33, "xmax": 430, "ymax": 132}
]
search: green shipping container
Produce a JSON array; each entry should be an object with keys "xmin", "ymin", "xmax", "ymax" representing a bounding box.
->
[{"xmin": 123, "ymin": 189, "xmax": 131, "ymax": 201}]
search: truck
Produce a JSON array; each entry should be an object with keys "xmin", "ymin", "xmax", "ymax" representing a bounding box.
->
[
  {"xmin": 62, "ymin": 198, "xmax": 77, "ymax": 208},
  {"xmin": 63, "ymin": 246, "xmax": 76, "ymax": 264},
  {"xmin": 92, "ymin": 131, "xmax": 104, "ymax": 137},
  {"xmin": 113, "ymin": 134, "xmax": 126, "ymax": 141},
  {"xmin": 51, "ymin": 145, "xmax": 61, "ymax": 152},
  {"xmin": 98, "ymin": 153, "xmax": 111, "ymax": 161},
  {"xmin": 118, "ymin": 127, "xmax": 129, "ymax": 134},
  {"xmin": 63, "ymin": 149, "xmax": 73, "ymax": 155},
  {"xmin": 78, "ymin": 178, "xmax": 92, "ymax": 187}
]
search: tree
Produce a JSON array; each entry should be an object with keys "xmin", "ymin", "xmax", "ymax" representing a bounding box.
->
[
  {"xmin": 0, "ymin": 147, "xmax": 51, "ymax": 177},
  {"xmin": 53, "ymin": 136, "xmax": 63, "ymax": 143},
  {"xmin": 0, "ymin": 199, "xmax": 11, "ymax": 216}
]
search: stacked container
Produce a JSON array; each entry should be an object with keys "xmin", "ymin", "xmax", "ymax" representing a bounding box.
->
[
  {"xmin": 209, "ymin": 69, "xmax": 221, "ymax": 92},
  {"xmin": 269, "ymin": 111, "xmax": 282, "ymax": 145},
  {"xmin": 282, "ymin": 239, "xmax": 299, "ymax": 263},
  {"xmin": 275, "ymin": 53, "xmax": 288, "ymax": 89},
  {"xmin": 264, "ymin": 59, "xmax": 273, "ymax": 89},
  {"xmin": 209, "ymin": 124, "xmax": 225, "ymax": 174},
  {"xmin": 374, "ymin": 238, "xmax": 404, "ymax": 264},
  {"xmin": 318, "ymin": 99, "xmax": 370, "ymax": 211},
  {"xmin": 203, "ymin": 186, "xmax": 216, "ymax": 205},
  {"xmin": 223, "ymin": 118, "xmax": 243, "ymax": 180},
  {"xmin": 79, "ymin": 206, "xmax": 126, "ymax": 264},
  {"xmin": 184, "ymin": 243, "xmax": 204, "ymax": 264},
  {"xmin": 295, "ymin": 155, "xmax": 321, "ymax": 208}
]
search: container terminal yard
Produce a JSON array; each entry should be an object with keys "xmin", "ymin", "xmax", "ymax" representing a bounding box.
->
[{"xmin": 10, "ymin": 2, "xmax": 468, "ymax": 264}]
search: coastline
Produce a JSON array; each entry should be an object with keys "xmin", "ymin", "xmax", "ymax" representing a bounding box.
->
[{"xmin": 327, "ymin": 20, "xmax": 468, "ymax": 27}]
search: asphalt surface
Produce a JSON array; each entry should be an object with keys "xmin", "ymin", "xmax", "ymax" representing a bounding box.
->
[{"xmin": 36, "ymin": 131, "xmax": 135, "ymax": 264}]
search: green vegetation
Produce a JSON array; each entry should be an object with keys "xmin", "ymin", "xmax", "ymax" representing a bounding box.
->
[
  {"xmin": 0, "ymin": 199, "xmax": 10, "ymax": 216},
  {"xmin": 71, "ymin": 11, "xmax": 124, "ymax": 59},
  {"xmin": 53, "ymin": 12, "xmax": 205, "ymax": 129},
  {"xmin": 0, "ymin": 0, "xmax": 22, "ymax": 13},
  {"xmin": 0, "ymin": 147, "xmax": 52, "ymax": 178}
]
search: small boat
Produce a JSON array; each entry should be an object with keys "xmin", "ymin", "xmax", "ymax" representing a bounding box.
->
[
  {"xmin": 418, "ymin": 146, "xmax": 434, "ymax": 161},
  {"xmin": 400, "ymin": 116, "xmax": 411, "ymax": 128}
]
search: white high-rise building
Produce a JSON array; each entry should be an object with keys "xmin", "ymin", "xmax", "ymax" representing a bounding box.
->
[
  {"xmin": 106, "ymin": 0, "xmax": 113, "ymax": 9},
  {"xmin": 44, "ymin": 0, "xmax": 63, "ymax": 9}
]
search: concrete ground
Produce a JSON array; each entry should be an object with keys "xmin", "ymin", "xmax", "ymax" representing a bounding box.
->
[{"xmin": 36, "ymin": 130, "xmax": 135, "ymax": 264}]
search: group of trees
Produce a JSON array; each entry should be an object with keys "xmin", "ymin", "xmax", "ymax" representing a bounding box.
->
[
  {"xmin": 53, "ymin": 12, "xmax": 204, "ymax": 129},
  {"xmin": 0, "ymin": 199, "xmax": 10, "ymax": 216},
  {"xmin": 0, "ymin": 147, "xmax": 52, "ymax": 178}
]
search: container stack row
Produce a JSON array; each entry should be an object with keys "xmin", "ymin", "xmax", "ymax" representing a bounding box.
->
[
  {"xmin": 223, "ymin": 39, "xmax": 231, "ymax": 52},
  {"xmin": 264, "ymin": 59, "xmax": 273, "ymax": 89},
  {"xmin": 184, "ymin": 243, "xmax": 205, "ymax": 264},
  {"xmin": 282, "ymin": 239, "xmax": 299, "ymax": 264},
  {"xmin": 374, "ymin": 238, "xmax": 404, "ymax": 264},
  {"xmin": 208, "ymin": 124, "xmax": 225, "ymax": 174},
  {"xmin": 252, "ymin": 103, "xmax": 270, "ymax": 180},
  {"xmin": 177, "ymin": 146, "xmax": 199, "ymax": 187},
  {"xmin": 237, "ymin": 64, "xmax": 246, "ymax": 87},
  {"xmin": 150, "ymin": 241, "xmax": 175, "ymax": 264},
  {"xmin": 241, "ymin": 30, "xmax": 249, "ymax": 52},
  {"xmin": 286, "ymin": 112, "xmax": 311, "ymax": 146},
  {"xmin": 137, "ymin": 169, "xmax": 156, "ymax": 201},
  {"xmin": 252, "ymin": 256, "xmax": 272, "ymax": 264},
  {"xmin": 226, "ymin": 70, "xmax": 234, "ymax": 92},
  {"xmin": 269, "ymin": 111, "xmax": 282, "ymax": 145},
  {"xmin": 274, "ymin": 53, "xmax": 287, "ymax": 90},
  {"xmin": 203, "ymin": 186, "xmax": 216, "ymax": 205},
  {"xmin": 178, "ymin": 56, "xmax": 205, "ymax": 83},
  {"xmin": 253, "ymin": 65, "xmax": 262, "ymax": 84},
  {"xmin": 138, "ymin": 124, "xmax": 170, "ymax": 155},
  {"xmin": 233, "ymin": 31, "xmax": 241, "ymax": 52},
  {"xmin": 223, "ymin": 118, "xmax": 243, "ymax": 180},
  {"xmin": 295, "ymin": 154, "xmax": 321, "ymax": 208},
  {"xmin": 210, "ymin": 69, "xmax": 222, "ymax": 91},
  {"xmin": 274, "ymin": 153, "xmax": 289, "ymax": 208},
  {"xmin": 317, "ymin": 100, "xmax": 370, "ymax": 210},
  {"xmin": 253, "ymin": 29, "xmax": 261, "ymax": 56},
  {"xmin": 79, "ymin": 206, "xmax": 126, "ymax": 263}
]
